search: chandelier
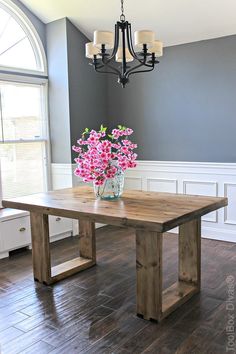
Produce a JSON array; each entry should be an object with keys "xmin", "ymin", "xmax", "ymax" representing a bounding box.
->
[{"xmin": 85, "ymin": 0, "xmax": 163, "ymax": 88}]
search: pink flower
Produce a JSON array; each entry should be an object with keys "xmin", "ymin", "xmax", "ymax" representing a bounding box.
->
[
  {"xmin": 121, "ymin": 146, "xmax": 129, "ymax": 154},
  {"xmin": 73, "ymin": 125, "xmax": 137, "ymax": 183},
  {"xmin": 112, "ymin": 143, "xmax": 121, "ymax": 149},
  {"xmin": 121, "ymin": 140, "xmax": 131, "ymax": 146},
  {"xmin": 125, "ymin": 128, "xmax": 133, "ymax": 135},
  {"xmin": 72, "ymin": 145, "xmax": 82, "ymax": 153}
]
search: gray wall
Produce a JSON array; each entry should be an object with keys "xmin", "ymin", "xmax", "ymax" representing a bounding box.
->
[
  {"xmin": 13, "ymin": 1, "xmax": 236, "ymax": 163},
  {"xmin": 107, "ymin": 35, "xmax": 236, "ymax": 162},
  {"xmin": 46, "ymin": 19, "xmax": 107, "ymax": 163},
  {"xmin": 66, "ymin": 19, "xmax": 108, "ymax": 161},
  {"xmin": 46, "ymin": 19, "xmax": 71, "ymax": 163}
]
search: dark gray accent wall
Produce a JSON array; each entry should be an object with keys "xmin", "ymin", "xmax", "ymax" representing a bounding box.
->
[
  {"xmin": 46, "ymin": 19, "xmax": 71, "ymax": 163},
  {"xmin": 66, "ymin": 19, "xmax": 108, "ymax": 161},
  {"xmin": 107, "ymin": 35, "xmax": 236, "ymax": 162}
]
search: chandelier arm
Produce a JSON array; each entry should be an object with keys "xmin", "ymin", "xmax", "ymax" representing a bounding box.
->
[
  {"xmin": 127, "ymin": 65, "xmax": 155, "ymax": 78},
  {"xmin": 93, "ymin": 59, "xmax": 120, "ymax": 75},
  {"xmin": 104, "ymin": 23, "xmax": 120, "ymax": 62},
  {"xmin": 101, "ymin": 59, "xmax": 121, "ymax": 75},
  {"xmin": 96, "ymin": 57, "xmax": 121, "ymax": 76},
  {"xmin": 126, "ymin": 24, "xmax": 155, "ymax": 69},
  {"xmin": 126, "ymin": 24, "xmax": 143, "ymax": 63},
  {"xmin": 91, "ymin": 56, "xmax": 106, "ymax": 70},
  {"xmin": 127, "ymin": 23, "xmax": 152, "ymax": 66},
  {"xmin": 99, "ymin": 22, "xmax": 120, "ymax": 63},
  {"xmin": 124, "ymin": 60, "xmax": 154, "ymax": 78},
  {"xmin": 91, "ymin": 62, "xmax": 105, "ymax": 70},
  {"xmin": 95, "ymin": 68, "xmax": 121, "ymax": 76}
]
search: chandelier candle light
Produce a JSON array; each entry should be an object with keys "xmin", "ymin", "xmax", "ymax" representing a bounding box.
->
[{"xmin": 85, "ymin": 0, "xmax": 163, "ymax": 87}]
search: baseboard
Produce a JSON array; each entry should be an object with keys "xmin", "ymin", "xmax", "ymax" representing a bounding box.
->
[
  {"xmin": 0, "ymin": 251, "xmax": 9, "ymax": 259},
  {"xmin": 50, "ymin": 232, "xmax": 72, "ymax": 243}
]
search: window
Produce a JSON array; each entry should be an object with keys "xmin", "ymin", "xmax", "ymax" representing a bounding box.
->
[
  {"xmin": 0, "ymin": 82, "xmax": 48, "ymax": 198},
  {"xmin": 0, "ymin": 0, "xmax": 49, "ymax": 201},
  {"xmin": 0, "ymin": 0, "xmax": 46, "ymax": 74}
]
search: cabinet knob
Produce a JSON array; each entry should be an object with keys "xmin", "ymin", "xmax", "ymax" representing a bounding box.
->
[
  {"xmin": 19, "ymin": 227, "xmax": 26, "ymax": 232},
  {"xmin": 56, "ymin": 217, "xmax": 61, "ymax": 222}
]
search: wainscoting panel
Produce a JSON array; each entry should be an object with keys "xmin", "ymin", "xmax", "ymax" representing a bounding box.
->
[
  {"xmin": 147, "ymin": 178, "xmax": 178, "ymax": 193},
  {"xmin": 124, "ymin": 177, "xmax": 142, "ymax": 190},
  {"xmin": 183, "ymin": 180, "xmax": 218, "ymax": 223},
  {"xmin": 51, "ymin": 161, "xmax": 236, "ymax": 243},
  {"xmin": 224, "ymin": 183, "xmax": 236, "ymax": 225}
]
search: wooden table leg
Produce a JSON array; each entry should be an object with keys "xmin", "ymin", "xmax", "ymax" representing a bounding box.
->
[
  {"xmin": 179, "ymin": 218, "xmax": 201, "ymax": 290},
  {"xmin": 50, "ymin": 218, "xmax": 96, "ymax": 283},
  {"xmin": 136, "ymin": 218, "xmax": 201, "ymax": 322},
  {"xmin": 136, "ymin": 230, "xmax": 163, "ymax": 321},
  {"xmin": 79, "ymin": 219, "xmax": 96, "ymax": 262},
  {"xmin": 30, "ymin": 214, "xmax": 96, "ymax": 285},
  {"xmin": 161, "ymin": 218, "xmax": 201, "ymax": 320},
  {"xmin": 30, "ymin": 212, "xmax": 51, "ymax": 284}
]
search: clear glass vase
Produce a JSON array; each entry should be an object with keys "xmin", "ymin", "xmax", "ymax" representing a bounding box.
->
[{"xmin": 93, "ymin": 169, "xmax": 124, "ymax": 200}]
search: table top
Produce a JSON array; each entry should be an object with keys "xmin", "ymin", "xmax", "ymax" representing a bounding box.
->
[{"xmin": 2, "ymin": 186, "xmax": 227, "ymax": 232}]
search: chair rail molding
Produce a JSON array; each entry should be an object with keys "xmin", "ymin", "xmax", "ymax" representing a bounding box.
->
[{"xmin": 51, "ymin": 161, "xmax": 236, "ymax": 243}]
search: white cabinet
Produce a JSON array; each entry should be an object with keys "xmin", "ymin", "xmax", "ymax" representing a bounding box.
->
[
  {"xmin": 0, "ymin": 209, "xmax": 74, "ymax": 259},
  {"xmin": 1, "ymin": 216, "xmax": 31, "ymax": 254},
  {"xmin": 49, "ymin": 216, "xmax": 73, "ymax": 238}
]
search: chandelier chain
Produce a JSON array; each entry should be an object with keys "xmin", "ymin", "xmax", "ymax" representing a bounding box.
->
[{"xmin": 120, "ymin": 0, "xmax": 125, "ymax": 21}]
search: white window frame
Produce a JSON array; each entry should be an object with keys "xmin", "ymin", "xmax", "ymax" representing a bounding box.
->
[
  {"xmin": 0, "ymin": 0, "xmax": 51, "ymax": 202},
  {"xmin": 0, "ymin": 0, "xmax": 47, "ymax": 76},
  {"xmin": 0, "ymin": 74, "xmax": 52, "ymax": 194}
]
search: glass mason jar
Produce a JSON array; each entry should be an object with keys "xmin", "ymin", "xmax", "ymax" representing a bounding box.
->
[{"xmin": 93, "ymin": 168, "xmax": 124, "ymax": 200}]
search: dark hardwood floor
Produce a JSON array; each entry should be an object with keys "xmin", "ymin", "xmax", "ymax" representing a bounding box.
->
[{"xmin": 0, "ymin": 225, "xmax": 235, "ymax": 354}]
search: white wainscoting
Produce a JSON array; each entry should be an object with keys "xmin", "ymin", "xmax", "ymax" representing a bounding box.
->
[{"xmin": 51, "ymin": 161, "xmax": 236, "ymax": 243}]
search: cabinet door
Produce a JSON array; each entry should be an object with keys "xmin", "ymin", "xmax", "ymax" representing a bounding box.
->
[
  {"xmin": 1, "ymin": 216, "xmax": 31, "ymax": 251},
  {"xmin": 49, "ymin": 216, "xmax": 73, "ymax": 237}
]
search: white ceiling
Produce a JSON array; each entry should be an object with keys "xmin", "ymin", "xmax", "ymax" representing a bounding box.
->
[{"xmin": 20, "ymin": 0, "xmax": 236, "ymax": 46}]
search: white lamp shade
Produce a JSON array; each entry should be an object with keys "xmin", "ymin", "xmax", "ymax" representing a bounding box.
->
[
  {"xmin": 148, "ymin": 40, "xmax": 163, "ymax": 57},
  {"xmin": 94, "ymin": 31, "xmax": 114, "ymax": 49},
  {"xmin": 85, "ymin": 42, "xmax": 100, "ymax": 58},
  {"xmin": 116, "ymin": 47, "xmax": 134, "ymax": 62},
  {"xmin": 134, "ymin": 30, "xmax": 155, "ymax": 47}
]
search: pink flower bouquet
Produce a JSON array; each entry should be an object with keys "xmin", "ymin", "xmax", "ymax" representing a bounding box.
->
[{"xmin": 72, "ymin": 125, "xmax": 137, "ymax": 199}]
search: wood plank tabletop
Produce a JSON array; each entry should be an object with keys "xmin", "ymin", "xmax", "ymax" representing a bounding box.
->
[{"xmin": 2, "ymin": 186, "xmax": 228, "ymax": 232}]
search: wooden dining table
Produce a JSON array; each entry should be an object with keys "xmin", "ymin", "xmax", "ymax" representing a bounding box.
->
[{"xmin": 2, "ymin": 186, "xmax": 227, "ymax": 322}]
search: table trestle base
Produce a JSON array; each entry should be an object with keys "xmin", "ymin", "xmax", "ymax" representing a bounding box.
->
[
  {"xmin": 30, "ymin": 212, "xmax": 96, "ymax": 286},
  {"xmin": 136, "ymin": 218, "xmax": 201, "ymax": 322}
]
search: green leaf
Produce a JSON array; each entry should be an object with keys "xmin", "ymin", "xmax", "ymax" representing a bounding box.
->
[
  {"xmin": 82, "ymin": 127, "xmax": 90, "ymax": 135},
  {"xmin": 118, "ymin": 125, "xmax": 126, "ymax": 131},
  {"xmin": 99, "ymin": 124, "xmax": 107, "ymax": 133}
]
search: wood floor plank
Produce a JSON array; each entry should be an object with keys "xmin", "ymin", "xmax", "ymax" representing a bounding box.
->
[
  {"xmin": 17, "ymin": 340, "xmax": 54, "ymax": 354},
  {"xmin": 0, "ymin": 324, "xmax": 57, "ymax": 354},
  {"xmin": 42, "ymin": 304, "xmax": 114, "ymax": 348},
  {"xmin": 0, "ymin": 327, "xmax": 24, "ymax": 345},
  {"xmin": 0, "ymin": 312, "xmax": 29, "ymax": 332}
]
